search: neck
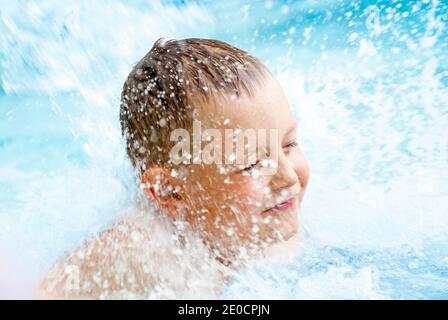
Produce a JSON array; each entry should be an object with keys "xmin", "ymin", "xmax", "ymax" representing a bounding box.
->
[
  {"xmin": 261, "ymin": 232, "xmax": 300, "ymax": 261},
  {"xmin": 204, "ymin": 233, "xmax": 301, "ymax": 270}
]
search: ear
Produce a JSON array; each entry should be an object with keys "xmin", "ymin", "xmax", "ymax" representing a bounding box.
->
[{"xmin": 141, "ymin": 167, "xmax": 185, "ymax": 219}]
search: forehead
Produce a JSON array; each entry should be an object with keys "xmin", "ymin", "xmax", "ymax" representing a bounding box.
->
[{"xmin": 198, "ymin": 76, "xmax": 295, "ymax": 133}]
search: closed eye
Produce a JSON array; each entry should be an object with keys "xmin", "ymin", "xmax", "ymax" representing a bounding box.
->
[
  {"xmin": 241, "ymin": 160, "xmax": 260, "ymax": 172},
  {"xmin": 283, "ymin": 141, "xmax": 298, "ymax": 149}
]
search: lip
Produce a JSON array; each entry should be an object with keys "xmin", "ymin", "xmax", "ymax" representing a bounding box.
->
[{"xmin": 262, "ymin": 196, "xmax": 297, "ymax": 215}]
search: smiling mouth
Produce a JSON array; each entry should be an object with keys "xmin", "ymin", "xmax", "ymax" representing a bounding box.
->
[{"xmin": 262, "ymin": 196, "xmax": 297, "ymax": 215}]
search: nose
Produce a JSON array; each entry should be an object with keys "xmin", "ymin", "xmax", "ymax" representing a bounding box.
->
[{"xmin": 269, "ymin": 152, "xmax": 299, "ymax": 191}]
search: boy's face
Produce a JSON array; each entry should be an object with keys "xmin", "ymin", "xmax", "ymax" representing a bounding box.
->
[{"xmin": 176, "ymin": 76, "xmax": 310, "ymax": 260}]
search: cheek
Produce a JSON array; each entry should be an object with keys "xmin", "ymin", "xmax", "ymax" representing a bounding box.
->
[
  {"xmin": 186, "ymin": 172, "xmax": 265, "ymax": 217},
  {"xmin": 188, "ymin": 177, "xmax": 266, "ymax": 238},
  {"xmin": 292, "ymin": 149, "xmax": 310, "ymax": 198},
  {"xmin": 220, "ymin": 176, "xmax": 266, "ymax": 210}
]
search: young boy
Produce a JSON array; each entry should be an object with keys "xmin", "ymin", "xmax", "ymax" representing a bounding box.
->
[{"xmin": 36, "ymin": 38, "xmax": 309, "ymax": 299}]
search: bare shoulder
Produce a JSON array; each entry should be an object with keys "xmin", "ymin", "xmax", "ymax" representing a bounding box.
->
[{"xmin": 35, "ymin": 212, "xmax": 158, "ymax": 299}]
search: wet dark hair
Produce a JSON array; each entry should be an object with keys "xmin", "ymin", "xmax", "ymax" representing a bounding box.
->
[{"xmin": 119, "ymin": 37, "xmax": 273, "ymax": 175}]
